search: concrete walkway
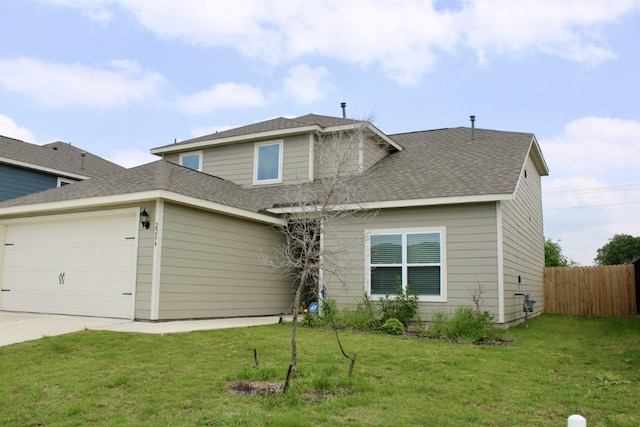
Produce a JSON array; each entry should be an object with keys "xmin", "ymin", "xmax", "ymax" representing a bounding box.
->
[{"xmin": 0, "ymin": 311, "xmax": 286, "ymax": 347}]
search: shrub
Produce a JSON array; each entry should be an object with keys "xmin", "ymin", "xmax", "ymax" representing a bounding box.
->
[
  {"xmin": 381, "ymin": 318, "xmax": 405, "ymax": 335},
  {"xmin": 319, "ymin": 298, "xmax": 344, "ymax": 328},
  {"xmin": 301, "ymin": 312, "xmax": 321, "ymax": 327},
  {"xmin": 423, "ymin": 310, "xmax": 449, "ymax": 339},
  {"xmin": 425, "ymin": 306, "xmax": 505, "ymax": 343},
  {"xmin": 378, "ymin": 282, "xmax": 419, "ymax": 327},
  {"xmin": 342, "ymin": 294, "xmax": 381, "ymax": 330}
]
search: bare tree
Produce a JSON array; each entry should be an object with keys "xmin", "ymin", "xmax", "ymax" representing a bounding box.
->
[{"xmin": 263, "ymin": 119, "xmax": 380, "ymax": 385}]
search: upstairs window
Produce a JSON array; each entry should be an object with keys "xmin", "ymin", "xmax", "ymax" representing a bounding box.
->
[
  {"xmin": 179, "ymin": 151, "xmax": 202, "ymax": 171},
  {"xmin": 254, "ymin": 141, "xmax": 283, "ymax": 184},
  {"xmin": 367, "ymin": 228, "xmax": 446, "ymax": 302}
]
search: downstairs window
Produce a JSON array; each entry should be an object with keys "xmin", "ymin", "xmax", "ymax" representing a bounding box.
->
[{"xmin": 367, "ymin": 228, "xmax": 446, "ymax": 301}]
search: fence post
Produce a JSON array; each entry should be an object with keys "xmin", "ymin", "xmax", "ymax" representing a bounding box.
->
[{"xmin": 568, "ymin": 414, "xmax": 586, "ymax": 427}]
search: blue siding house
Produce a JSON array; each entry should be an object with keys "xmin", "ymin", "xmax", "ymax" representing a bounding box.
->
[{"xmin": 0, "ymin": 135, "xmax": 125, "ymax": 202}]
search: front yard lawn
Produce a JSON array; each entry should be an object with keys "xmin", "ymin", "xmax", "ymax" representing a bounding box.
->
[{"xmin": 1, "ymin": 314, "xmax": 638, "ymax": 426}]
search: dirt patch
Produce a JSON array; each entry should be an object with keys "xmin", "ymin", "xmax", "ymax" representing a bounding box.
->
[
  {"xmin": 229, "ymin": 381, "xmax": 284, "ymax": 396},
  {"xmin": 473, "ymin": 338, "xmax": 514, "ymax": 346},
  {"xmin": 228, "ymin": 381, "xmax": 333, "ymax": 403}
]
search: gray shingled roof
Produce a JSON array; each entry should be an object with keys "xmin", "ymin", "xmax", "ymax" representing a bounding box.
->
[
  {"xmin": 0, "ymin": 135, "xmax": 125, "ymax": 177},
  {"xmin": 153, "ymin": 114, "xmax": 364, "ymax": 149},
  {"xmin": 249, "ymin": 127, "xmax": 542, "ymax": 208},
  {"xmin": 361, "ymin": 127, "xmax": 539, "ymax": 201},
  {"xmin": 0, "ymin": 160, "xmax": 261, "ymax": 212},
  {"xmin": 0, "ymin": 124, "xmax": 546, "ymax": 216}
]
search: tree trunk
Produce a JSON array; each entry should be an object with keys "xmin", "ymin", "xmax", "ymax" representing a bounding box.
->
[{"xmin": 290, "ymin": 282, "xmax": 303, "ymax": 377}]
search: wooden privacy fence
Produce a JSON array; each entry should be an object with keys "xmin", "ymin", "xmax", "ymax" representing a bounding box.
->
[{"xmin": 544, "ymin": 265, "xmax": 637, "ymax": 316}]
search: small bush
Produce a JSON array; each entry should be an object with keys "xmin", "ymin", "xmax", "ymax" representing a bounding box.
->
[
  {"xmin": 423, "ymin": 310, "xmax": 449, "ymax": 339},
  {"xmin": 379, "ymin": 281, "xmax": 419, "ymax": 327},
  {"xmin": 301, "ymin": 312, "xmax": 321, "ymax": 327},
  {"xmin": 342, "ymin": 294, "xmax": 380, "ymax": 330},
  {"xmin": 425, "ymin": 306, "xmax": 505, "ymax": 343},
  {"xmin": 319, "ymin": 298, "xmax": 344, "ymax": 328},
  {"xmin": 381, "ymin": 318, "xmax": 405, "ymax": 335}
]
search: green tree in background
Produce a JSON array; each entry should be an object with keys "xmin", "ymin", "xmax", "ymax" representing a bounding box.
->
[
  {"xmin": 594, "ymin": 234, "xmax": 640, "ymax": 265},
  {"xmin": 545, "ymin": 238, "xmax": 578, "ymax": 267}
]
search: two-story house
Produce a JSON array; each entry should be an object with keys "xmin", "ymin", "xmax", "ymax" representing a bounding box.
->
[
  {"xmin": 0, "ymin": 113, "xmax": 548, "ymax": 324},
  {"xmin": 0, "ymin": 135, "xmax": 125, "ymax": 202}
]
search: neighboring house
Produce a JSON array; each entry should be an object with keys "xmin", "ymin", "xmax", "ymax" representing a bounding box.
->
[
  {"xmin": 0, "ymin": 114, "xmax": 548, "ymax": 324},
  {"xmin": 0, "ymin": 135, "xmax": 125, "ymax": 202}
]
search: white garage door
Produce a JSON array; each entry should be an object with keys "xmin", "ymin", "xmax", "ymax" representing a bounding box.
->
[{"xmin": 0, "ymin": 210, "xmax": 138, "ymax": 319}]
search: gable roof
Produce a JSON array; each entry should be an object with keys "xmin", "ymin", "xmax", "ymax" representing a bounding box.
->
[
  {"xmin": 259, "ymin": 127, "xmax": 548, "ymax": 212},
  {"xmin": 151, "ymin": 113, "xmax": 402, "ymax": 154},
  {"xmin": 0, "ymin": 120, "xmax": 548, "ymax": 221},
  {"xmin": 0, "ymin": 135, "xmax": 125, "ymax": 179}
]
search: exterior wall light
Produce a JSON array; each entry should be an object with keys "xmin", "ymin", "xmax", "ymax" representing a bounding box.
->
[{"xmin": 140, "ymin": 209, "xmax": 150, "ymax": 229}]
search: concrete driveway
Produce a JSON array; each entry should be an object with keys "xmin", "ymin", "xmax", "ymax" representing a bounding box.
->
[
  {"xmin": 0, "ymin": 311, "xmax": 286, "ymax": 347},
  {"xmin": 0, "ymin": 312, "xmax": 131, "ymax": 347}
]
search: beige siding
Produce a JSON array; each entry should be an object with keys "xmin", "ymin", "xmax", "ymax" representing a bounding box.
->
[
  {"xmin": 314, "ymin": 131, "xmax": 360, "ymax": 178},
  {"xmin": 202, "ymin": 143, "xmax": 254, "ymax": 185},
  {"xmin": 163, "ymin": 153, "xmax": 179, "ymax": 164},
  {"xmin": 322, "ymin": 203, "xmax": 500, "ymax": 321},
  {"xmin": 282, "ymin": 134, "xmax": 311, "ymax": 183},
  {"xmin": 157, "ymin": 203, "xmax": 291, "ymax": 319},
  {"xmin": 501, "ymin": 154, "xmax": 545, "ymax": 323},
  {"xmin": 134, "ymin": 204, "xmax": 155, "ymax": 319},
  {"xmin": 362, "ymin": 137, "xmax": 390, "ymax": 171},
  {"xmin": 163, "ymin": 135, "xmax": 311, "ymax": 186}
]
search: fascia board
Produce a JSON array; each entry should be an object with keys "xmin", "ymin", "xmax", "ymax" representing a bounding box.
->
[
  {"xmin": 529, "ymin": 136, "xmax": 550, "ymax": 176},
  {"xmin": 150, "ymin": 125, "xmax": 322, "ymax": 154},
  {"xmin": 267, "ymin": 193, "xmax": 514, "ymax": 214},
  {"xmin": 0, "ymin": 190, "xmax": 287, "ymax": 226},
  {"xmin": 0, "ymin": 157, "xmax": 90, "ymax": 180}
]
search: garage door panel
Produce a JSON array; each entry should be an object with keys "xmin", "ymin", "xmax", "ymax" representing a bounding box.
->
[{"xmin": 1, "ymin": 212, "xmax": 137, "ymax": 319}]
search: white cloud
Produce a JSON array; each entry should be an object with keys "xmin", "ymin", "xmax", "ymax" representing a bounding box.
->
[
  {"xmin": 107, "ymin": 148, "xmax": 159, "ymax": 168},
  {"xmin": 45, "ymin": 0, "xmax": 640, "ymax": 84},
  {"xmin": 541, "ymin": 117, "xmax": 640, "ymax": 179},
  {"xmin": 460, "ymin": 0, "xmax": 632, "ymax": 65},
  {"xmin": 0, "ymin": 57, "xmax": 165, "ymax": 107},
  {"xmin": 282, "ymin": 65, "xmax": 331, "ymax": 104},
  {"xmin": 540, "ymin": 117, "xmax": 640, "ymax": 265},
  {"xmin": 177, "ymin": 83, "xmax": 266, "ymax": 114},
  {"xmin": 0, "ymin": 114, "xmax": 37, "ymax": 142}
]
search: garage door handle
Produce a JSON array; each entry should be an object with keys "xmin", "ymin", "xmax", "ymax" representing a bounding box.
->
[
  {"xmin": 122, "ymin": 292, "xmax": 132, "ymax": 295},
  {"xmin": 59, "ymin": 272, "xmax": 65, "ymax": 285},
  {"xmin": 1, "ymin": 289, "xmax": 10, "ymax": 292}
]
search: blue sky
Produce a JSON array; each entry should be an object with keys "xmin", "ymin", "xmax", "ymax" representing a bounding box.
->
[{"xmin": 1, "ymin": 0, "xmax": 639, "ymax": 265}]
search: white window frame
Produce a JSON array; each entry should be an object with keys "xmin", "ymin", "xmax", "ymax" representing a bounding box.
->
[
  {"xmin": 57, "ymin": 177, "xmax": 74, "ymax": 187},
  {"xmin": 365, "ymin": 227, "xmax": 447, "ymax": 302},
  {"xmin": 179, "ymin": 151, "xmax": 203, "ymax": 171},
  {"xmin": 253, "ymin": 140, "xmax": 283, "ymax": 185}
]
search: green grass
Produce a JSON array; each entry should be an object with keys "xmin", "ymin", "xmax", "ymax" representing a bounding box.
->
[{"xmin": 1, "ymin": 314, "xmax": 638, "ymax": 426}]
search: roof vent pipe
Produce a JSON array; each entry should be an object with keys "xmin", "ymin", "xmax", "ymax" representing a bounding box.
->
[
  {"xmin": 470, "ymin": 115, "xmax": 476, "ymax": 141},
  {"xmin": 340, "ymin": 102, "xmax": 347, "ymax": 119},
  {"xmin": 80, "ymin": 151, "xmax": 86, "ymax": 170}
]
